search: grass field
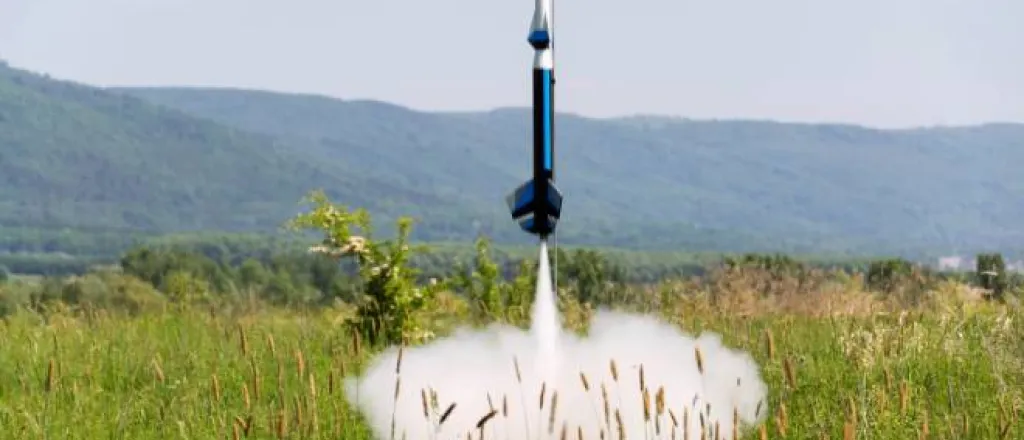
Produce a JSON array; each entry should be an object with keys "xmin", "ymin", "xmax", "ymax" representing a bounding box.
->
[{"xmin": 0, "ymin": 272, "xmax": 1020, "ymax": 440}]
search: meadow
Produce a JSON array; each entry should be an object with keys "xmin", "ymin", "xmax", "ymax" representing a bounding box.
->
[
  {"xmin": 1, "ymin": 259, "xmax": 1021, "ymax": 439},
  {"xmin": 0, "ymin": 194, "xmax": 1021, "ymax": 439}
]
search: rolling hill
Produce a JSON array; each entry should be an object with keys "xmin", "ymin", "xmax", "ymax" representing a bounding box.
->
[
  {"xmin": 0, "ymin": 62, "xmax": 486, "ymax": 237},
  {"xmin": 0, "ymin": 59, "xmax": 1022, "ymax": 258},
  {"xmin": 115, "ymin": 86, "xmax": 1024, "ymax": 255}
]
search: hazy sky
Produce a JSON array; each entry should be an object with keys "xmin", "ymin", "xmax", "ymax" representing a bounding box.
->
[{"xmin": 1, "ymin": 0, "xmax": 1022, "ymax": 128}]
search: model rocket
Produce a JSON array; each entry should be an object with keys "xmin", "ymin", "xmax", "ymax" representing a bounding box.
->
[{"xmin": 506, "ymin": 0, "xmax": 563, "ymax": 239}]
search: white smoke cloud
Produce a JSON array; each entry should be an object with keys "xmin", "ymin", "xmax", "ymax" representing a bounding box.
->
[
  {"xmin": 346, "ymin": 310, "xmax": 768, "ymax": 440},
  {"xmin": 346, "ymin": 244, "xmax": 768, "ymax": 440}
]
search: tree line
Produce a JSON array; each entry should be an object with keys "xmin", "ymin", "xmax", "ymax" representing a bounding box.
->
[{"xmin": 1, "ymin": 191, "xmax": 1018, "ymax": 348}]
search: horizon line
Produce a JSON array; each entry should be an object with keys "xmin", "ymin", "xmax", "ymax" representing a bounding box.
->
[
  {"xmin": 4, "ymin": 59, "xmax": 1022, "ymax": 131},
  {"xmin": 105, "ymin": 84, "xmax": 1024, "ymax": 131}
]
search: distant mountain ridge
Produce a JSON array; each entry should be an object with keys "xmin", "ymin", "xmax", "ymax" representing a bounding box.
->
[
  {"xmin": 0, "ymin": 60, "xmax": 1022, "ymax": 256},
  {"xmin": 114, "ymin": 86, "xmax": 1024, "ymax": 255}
]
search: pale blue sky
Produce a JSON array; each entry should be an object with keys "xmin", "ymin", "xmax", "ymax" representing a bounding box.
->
[{"xmin": 1, "ymin": 0, "xmax": 1021, "ymax": 128}]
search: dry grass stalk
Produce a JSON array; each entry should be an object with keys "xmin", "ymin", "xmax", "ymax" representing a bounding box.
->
[
  {"xmin": 211, "ymin": 373, "xmax": 222, "ymax": 403},
  {"xmin": 684, "ymin": 407, "xmax": 690, "ymax": 440},
  {"xmin": 601, "ymin": 383, "xmax": 611, "ymax": 430},
  {"xmin": 308, "ymin": 372, "xmax": 317, "ymax": 400},
  {"xmin": 783, "ymin": 357, "xmax": 797, "ymax": 389},
  {"xmin": 876, "ymin": 386, "xmax": 887, "ymax": 412},
  {"xmin": 539, "ymin": 382, "xmax": 547, "ymax": 410},
  {"xmin": 233, "ymin": 415, "xmax": 248, "ymax": 434},
  {"xmin": 779, "ymin": 402, "xmax": 789, "ymax": 432},
  {"xmin": 250, "ymin": 358, "xmax": 261, "ymax": 402},
  {"xmin": 656, "ymin": 388, "xmax": 666, "ymax": 419},
  {"xmin": 694, "ymin": 347, "xmax": 705, "ymax": 375},
  {"xmin": 899, "ymin": 381, "xmax": 909, "ymax": 414},
  {"xmin": 267, "ymin": 333, "xmax": 277, "ymax": 358},
  {"xmin": 238, "ymin": 325, "xmax": 249, "ymax": 357},
  {"xmin": 758, "ymin": 424, "xmax": 767, "ymax": 440},
  {"xmin": 732, "ymin": 406, "xmax": 739, "ymax": 440},
  {"xmin": 420, "ymin": 389, "xmax": 430, "ymax": 419},
  {"xmin": 843, "ymin": 418, "xmax": 855, "ymax": 440},
  {"xmin": 614, "ymin": 409, "xmax": 624, "ymax": 440},
  {"xmin": 45, "ymin": 358, "xmax": 56, "ymax": 393},
  {"xmin": 151, "ymin": 358, "xmax": 165, "ymax": 384},
  {"xmin": 548, "ymin": 391, "xmax": 559, "ymax": 434},
  {"xmin": 580, "ymin": 372, "xmax": 591, "ymax": 392},
  {"xmin": 242, "ymin": 383, "xmax": 251, "ymax": 411},
  {"xmin": 998, "ymin": 415, "xmax": 1011, "ymax": 439},
  {"xmin": 765, "ymin": 329, "xmax": 775, "ymax": 360},
  {"xmin": 276, "ymin": 361, "xmax": 286, "ymax": 407},
  {"xmin": 609, "ymin": 359, "xmax": 619, "ymax": 382},
  {"xmin": 642, "ymin": 388, "xmax": 651, "ymax": 422},
  {"xmin": 295, "ymin": 349, "xmax": 306, "ymax": 380},
  {"xmin": 275, "ymin": 409, "xmax": 287, "ymax": 439},
  {"xmin": 476, "ymin": 409, "xmax": 497, "ymax": 429},
  {"xmin": 439, "ymin": 402, "xmax": 456, "ymax": 426}
]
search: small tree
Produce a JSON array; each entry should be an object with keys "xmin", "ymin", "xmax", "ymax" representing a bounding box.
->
[
  {"xmin": 866, "ymin": 258, "xmax": 914, "ymax": 293},
  {"xmin": 453, "ymin": 236, "xmax": 503, "ymax": 325},
  {"xmin": 560, "ymin": 249, "xmax": 624, "ymax": 307},
  {"xmin": 288, "ymin": 190, "xmax": 443, "ymax": 346},
  {"xmin": 975, "ymin": 253, "xmax": 1008, "ymax": 300},
  {"xmin": 504, "ymin": 257, "xmax": 537, "ymax": 327}
]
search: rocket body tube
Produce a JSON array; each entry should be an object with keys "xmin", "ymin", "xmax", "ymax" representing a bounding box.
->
[{"xmin": 507, "ymin": 0, "xmax": 563, "ymax": 238}]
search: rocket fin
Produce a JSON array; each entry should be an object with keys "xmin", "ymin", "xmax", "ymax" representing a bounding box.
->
[{"xmin": 505, "ymin": 178, "xmax": 562, "ymax": 235}]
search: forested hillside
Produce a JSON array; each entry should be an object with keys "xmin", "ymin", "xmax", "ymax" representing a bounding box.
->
[
  {"xmin": 0, "ymin": 63, "xmax": 475, "ymax": 232},
  {"xmin": 118, "ymin": 86, "xmax": 1024, "ymax": 255},
  {"xmin": 1, "ymin": 60, "xmax": 1022, "ymax": 263}
]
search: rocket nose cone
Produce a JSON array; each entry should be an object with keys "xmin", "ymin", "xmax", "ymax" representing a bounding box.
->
[{"xmin": 530, "ymin": 1, "xmax": 550, "ymax": 31}]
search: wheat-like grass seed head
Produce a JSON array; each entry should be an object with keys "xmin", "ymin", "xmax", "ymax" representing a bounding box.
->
[
  {"xmin": 476, "ymin": 410, "xmax": 497, "ymax": 429},
  {"xmin": 549, "ymin": 391, "xmax": 559, "ymax": 434},
  {"xmin": 439, "ymin": 402, "xmax": 456, "ymax": 425}
]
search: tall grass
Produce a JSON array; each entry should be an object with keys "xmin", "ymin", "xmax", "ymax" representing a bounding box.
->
[{"xmin": 0, "ymin": 274, "xmax": 1020, "ymax": 439}]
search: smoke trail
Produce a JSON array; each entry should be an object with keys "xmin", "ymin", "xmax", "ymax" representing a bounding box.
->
[
  {"xmin": 531, "ymin": 241, "xmax": 560, "ymax": 385},
  {"xmin": 346, "ymin": 243, "xmax": 768, "ymax": 440}
]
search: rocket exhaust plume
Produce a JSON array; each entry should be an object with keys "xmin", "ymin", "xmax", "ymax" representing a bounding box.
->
[{"xmin": 345, "ymin": 243, "xmax": 769, "ymax": 439}]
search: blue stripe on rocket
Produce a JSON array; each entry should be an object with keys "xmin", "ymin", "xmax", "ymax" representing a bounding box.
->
[{"xmin": 542, "ymin": 68, "xmax": 552, "ymax": 171}]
